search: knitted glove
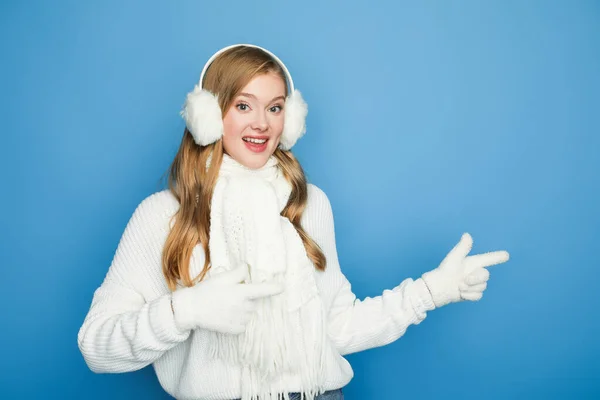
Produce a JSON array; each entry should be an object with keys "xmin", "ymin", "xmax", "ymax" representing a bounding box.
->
[
  {"xmin": 421, "ymin": 233, "xmax": 510, "ymax": 308},
  {"xmin": 171, "ymin": 263, "xmax": 284, "ymax": 334}
]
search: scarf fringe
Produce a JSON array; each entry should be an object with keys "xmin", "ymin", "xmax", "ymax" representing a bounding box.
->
[{"xmin": 207, "ymin": 280, "xmax": 328, "ymax": 400}]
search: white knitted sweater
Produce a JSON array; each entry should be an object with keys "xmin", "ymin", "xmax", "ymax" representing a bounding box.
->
[{"xmin": 77, "ymin": 185, "xmax": 437, "ymax": 399}]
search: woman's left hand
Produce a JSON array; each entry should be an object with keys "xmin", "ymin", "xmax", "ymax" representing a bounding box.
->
[{"xmin": 421, "ymin": 233, "xmax": 510, "ymax": 308}]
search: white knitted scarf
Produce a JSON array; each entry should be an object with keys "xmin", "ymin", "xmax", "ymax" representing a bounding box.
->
[{"xmin": 205, "ymin": 152, "xmax": 328, "ymax": 400}]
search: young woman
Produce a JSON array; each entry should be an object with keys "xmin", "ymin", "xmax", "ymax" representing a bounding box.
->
[{"xmin": 77, "ymin": 44, "xmax": 510, "ymax": 400}]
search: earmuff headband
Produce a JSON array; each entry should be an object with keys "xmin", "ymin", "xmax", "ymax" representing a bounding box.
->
[{"xmin": 199, "ymin": 43, "xmax": 295, "ymax": 93}]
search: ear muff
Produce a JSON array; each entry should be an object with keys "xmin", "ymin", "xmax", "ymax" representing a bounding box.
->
[{"xmin": 180, "ymin": 43, "xmax": 308, "ymax": 151}]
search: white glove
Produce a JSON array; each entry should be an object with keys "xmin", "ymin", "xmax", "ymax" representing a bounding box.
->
[
  {"xmin": 421, "ymin": 233, "xmax": 510, "ymax": 308},
  {"xmin": 171, "ymin": 263, "xmax": 284, "ymax": 334}
]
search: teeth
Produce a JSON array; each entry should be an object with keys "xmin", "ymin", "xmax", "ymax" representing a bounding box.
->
[{"xmin": 243, "ymin": 137, "xmax": 267, "ymax": 144}]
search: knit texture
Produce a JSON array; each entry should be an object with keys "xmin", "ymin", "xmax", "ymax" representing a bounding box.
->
[
  {"xmin": 78, "ymin": 182, "xmax": 436, "ymax": 400},
  {"xmin": 206, "ymin": 154, "xmax": 328, "ymax": 400}
]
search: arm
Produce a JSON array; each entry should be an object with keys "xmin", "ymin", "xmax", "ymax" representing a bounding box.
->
[
  {"xmin": 305, "ymin": 185, "xmax": 436, "ymax": 356},
  {"xmin": 327, "ymin": 272, "xmax": 435, "ymax": 356},
  {"xmin": 77, "ymin": 192, "xmax": 191, "ymax": 373}
]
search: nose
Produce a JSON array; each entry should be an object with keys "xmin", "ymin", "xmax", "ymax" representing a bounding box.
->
[{"xmin": 251, "ymin": 109, "xmax": 269, "ymax": 132}]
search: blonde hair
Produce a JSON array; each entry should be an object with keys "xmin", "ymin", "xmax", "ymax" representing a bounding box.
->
[{"xmin": 161, "ymin": 46, "xmax": 326, "ymax": 291}]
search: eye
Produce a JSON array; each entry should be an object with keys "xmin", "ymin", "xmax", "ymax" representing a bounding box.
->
[
  {"xmin": 269, "ymin": 105, "xmax": 283, "ymax": 113},
  {"xmin": 236, "ymin": 102, "xmax": 250, "ymax": 111}
]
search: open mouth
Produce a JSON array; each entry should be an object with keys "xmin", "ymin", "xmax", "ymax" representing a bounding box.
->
[{"xmin": 242, "ymin": 137, "xmax": 269, "ymax": 153}]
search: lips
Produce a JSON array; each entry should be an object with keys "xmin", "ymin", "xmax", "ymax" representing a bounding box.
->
[
  {"xmin": 242, "ymin": 137, "xmax": 269, "ymax": 153},
  {"xmin": 242, "ymin": 135, "xmax": 269, "ymax": 141}
]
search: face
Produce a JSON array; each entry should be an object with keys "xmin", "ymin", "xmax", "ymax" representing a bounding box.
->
[{"xmin": 222, "ymin": 72, "xmax": 286, "ymax": 169}]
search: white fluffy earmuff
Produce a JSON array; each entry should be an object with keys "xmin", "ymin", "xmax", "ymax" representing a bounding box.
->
[{"xmin": 180, "ymin": 43, "xmax": 308, "ymax": 151}]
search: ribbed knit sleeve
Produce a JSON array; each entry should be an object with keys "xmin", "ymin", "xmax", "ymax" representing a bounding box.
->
[
  {"xmin": 77, "ymin": 191, "xmax": 191, "ymax": 373},
  {"xmin": 303, "ymin": 184, "xmax": 437, "ymax": 356}
]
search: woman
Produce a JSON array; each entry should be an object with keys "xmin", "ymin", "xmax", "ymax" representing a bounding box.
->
[{"xmin": 77, "ymin": 44, "xmax": 510, "ymax": 400}]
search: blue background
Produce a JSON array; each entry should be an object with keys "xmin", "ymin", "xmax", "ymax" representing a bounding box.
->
[{"xmin": 1, "ymin": 0, "xmax": 598, "ymax": 398}]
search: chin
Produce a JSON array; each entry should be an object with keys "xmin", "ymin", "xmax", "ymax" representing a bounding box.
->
[
  {"xmin": 243, "ymin": 143, "xmax": 280, "ymax": 167},
  {"xmin": 241, "ymin": 158, "xmax": 264, "ymax": 169}
]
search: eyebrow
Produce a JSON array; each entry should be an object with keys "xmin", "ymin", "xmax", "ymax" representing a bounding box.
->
[{"xmin": 238, "ymin": 92, "xmax": 286, "ymax": 103}]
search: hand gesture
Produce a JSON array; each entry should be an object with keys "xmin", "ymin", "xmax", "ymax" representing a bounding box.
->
[
  {"xmin": 171, "ymin": 263, "xmax": 284, "ymax": 334},
  {"xmin": 421, "ymin": 233, "xmax": 510, "ymax": 308}
]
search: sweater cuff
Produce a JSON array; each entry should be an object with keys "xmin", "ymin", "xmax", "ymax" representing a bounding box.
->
[
  {"xmin": 148, "ymin": 293, "xmax": 192, "ymax": 343},
  {"xmin": 409, "ymin": 278, "xmax": 437, "ymax": 317}
]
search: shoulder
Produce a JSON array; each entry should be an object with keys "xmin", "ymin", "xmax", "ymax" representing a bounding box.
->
[
  {"xmin": 134, "ymin": 189, "xmax": 180, "ymax": 217},
  {"xmin": 305, "ymin": 183, "xmax": 333, "ymax": 218},
  {"xmin": 307, "ymin": 182, "xmax": 326, "ymax": 199},
  {"xmin": 125, "ymin": 189, "xmax": 181, "ymax": 233},
  {"xmin": 302, "ymin": 183, "xmax": 335, "ymax": 236},
  {"xmin": 102, "ymin": 190, "xmax": 182, "ymax": 296},
  {"xmin": 306, "ymin": 183, "xmax": 331, "ymax": 207}
]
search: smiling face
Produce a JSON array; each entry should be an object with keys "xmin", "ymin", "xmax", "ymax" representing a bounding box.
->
[{"xmin": 221, "ymin": 72, "xmax": 286, "ymax": 169}]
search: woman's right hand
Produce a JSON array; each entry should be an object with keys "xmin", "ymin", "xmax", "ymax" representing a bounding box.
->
[{"xmin": 171, "ymin": 263, "xmax": 284, "ymax": 334}]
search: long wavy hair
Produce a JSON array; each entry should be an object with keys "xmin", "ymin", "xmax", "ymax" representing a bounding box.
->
[{"xmin": 161, "ymin": 46, "xmax": 326, "ymax": 291}]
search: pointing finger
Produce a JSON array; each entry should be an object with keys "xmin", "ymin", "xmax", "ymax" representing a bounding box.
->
[{"xmin": 465, "ymin": 251, "xmax": 509, "ymax": 273}]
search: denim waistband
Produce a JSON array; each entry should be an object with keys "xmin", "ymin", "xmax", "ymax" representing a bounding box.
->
[
  {"xmin": 289, "ymin": 388, "xmax": 344, "ymax": 400},
  {"xmin": 231, "ymin": 387, "xmax": 344, "ymax": 400}
]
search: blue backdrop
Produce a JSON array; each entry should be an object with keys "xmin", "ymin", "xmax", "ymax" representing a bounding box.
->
[{"xmin": 1, "ymin": 1, "xmax": 598, "ymax": 398}]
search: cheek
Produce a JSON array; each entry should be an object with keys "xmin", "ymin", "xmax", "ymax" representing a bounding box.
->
[
  {"xmin": 223, "ymin": 113, "xmax": 245, "ymax": 138},
  {"xmin": 272, "ymin": 114, "xmax": 285, "ymax": 136}
]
